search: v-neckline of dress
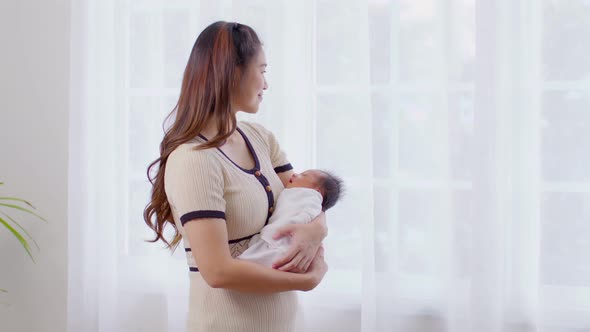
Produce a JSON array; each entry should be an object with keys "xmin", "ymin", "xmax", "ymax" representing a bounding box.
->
[{"xmin": 198, "ymin": 126, "xmax": 260, "ymax": 174}]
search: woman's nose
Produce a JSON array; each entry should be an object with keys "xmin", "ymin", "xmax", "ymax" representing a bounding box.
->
[{"xmin": 263, "ymin": 78, "xmax": 268, "ymax": 90}]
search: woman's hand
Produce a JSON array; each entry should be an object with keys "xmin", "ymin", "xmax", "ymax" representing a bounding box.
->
[
  {"xmin": 272, "ymin": 212, "xmax": 327, "ymax": 273},
  {"xmin": 300, "ymin": 245, "xmax": 328, "ymax": 291}
]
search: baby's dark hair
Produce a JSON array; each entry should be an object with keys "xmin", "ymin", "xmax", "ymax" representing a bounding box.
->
[{"xmin": 317, "ymin": 170, "xmax": 343, "ymax": 211}]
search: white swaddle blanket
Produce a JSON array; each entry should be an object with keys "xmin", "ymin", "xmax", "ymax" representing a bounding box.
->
[{"xmin": 238, "ymin": 187, "xmax": 323, "ymax": 267}]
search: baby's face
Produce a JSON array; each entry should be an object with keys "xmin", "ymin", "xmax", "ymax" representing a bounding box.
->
[{"xmin": 287, "ymin": 170, "xmax": 324, "ymax": 192}]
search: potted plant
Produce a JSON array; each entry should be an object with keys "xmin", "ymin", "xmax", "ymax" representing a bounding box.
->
[{"xmin": 0, "ymin": 181, "xmax": 45, "ymax": 293}]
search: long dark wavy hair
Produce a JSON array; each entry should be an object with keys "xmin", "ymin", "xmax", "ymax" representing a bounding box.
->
[{"xmin": 143, "ymin": 21, "xmax": 262, "ymax": 250}]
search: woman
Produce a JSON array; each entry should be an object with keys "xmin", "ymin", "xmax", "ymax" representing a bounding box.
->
[{"xmin": 144, "ymin": 21, "xmax": 328, "ymax": 332}]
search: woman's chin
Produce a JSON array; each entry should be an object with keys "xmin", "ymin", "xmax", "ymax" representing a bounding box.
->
[
  {"xmin": 247, "ymin": 104, "xmax": 260, "ymax": 114},
  {"xmin": 235, "ymin": 106, "xmax": 259, "ymax": 115}
]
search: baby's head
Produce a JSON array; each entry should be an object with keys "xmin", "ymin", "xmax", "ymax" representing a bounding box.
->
[{"xmin": 287, "ymin": 169, "xmax": 343, "ymax": 211}]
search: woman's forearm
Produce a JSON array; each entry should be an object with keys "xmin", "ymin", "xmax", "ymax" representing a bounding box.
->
[
  {"xmin": 184, "ymin": 217, "xmax": 321, "ymax": 292},
  {"xmin": 212, "ymin": 258, "xmax": 315, "ymax": 293}
]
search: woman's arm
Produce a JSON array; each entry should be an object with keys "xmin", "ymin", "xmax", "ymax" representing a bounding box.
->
[{"xmin": 184, "ymin": 217, "xmax": 327, "ymax": 293}]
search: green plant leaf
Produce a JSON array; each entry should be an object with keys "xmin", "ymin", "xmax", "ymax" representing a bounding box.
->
[
  {"xmin": 0, "ymin": 288, "xmax": 6, "ymax": 293},
  {"xmin": 0, "ymin": 216, "xmax": 35, "ymax": 262},
  {"xmin": 0, "ymin": 203, "xmax": 47, "ymax": 222},
  {"xmin": 0, "ymin": 197, "xmax": 35, "ymax": 209},
  {"xmin": 0, "ymin": 211, "xmax": 40, "ymax": 251}
]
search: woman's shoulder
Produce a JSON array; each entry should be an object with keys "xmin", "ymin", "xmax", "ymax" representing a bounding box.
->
[
  {"xmin": 239, "ymin": 120, "xmax": 265, "ymax": 133},
  {"xmin": 238, "ymin": 120, "xmax": 275, "ymax": 143},
  {"xmin": 167, "ymin": 141, "xmax": 220, "ymax": 171},
  {"xmin": 164, "ymin": 142, "xmax": 225, "ymax": 204},
  {"xmin": 169, "ymin": 140, "xmax": 206, "ymax": 157}
]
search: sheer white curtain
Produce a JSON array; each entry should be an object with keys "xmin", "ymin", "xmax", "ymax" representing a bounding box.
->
[{"xmin": 68, "ymin": 0, "xmax": 590, "ymax": 331}]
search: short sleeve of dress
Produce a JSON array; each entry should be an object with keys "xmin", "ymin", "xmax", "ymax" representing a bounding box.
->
[
  {"xmin": 164, "ymin": 146, "xmax": 226, "ymax": 226},
  {"xmin": 245, "ymin": 122, "xmax": 293, "ymax": 174}
]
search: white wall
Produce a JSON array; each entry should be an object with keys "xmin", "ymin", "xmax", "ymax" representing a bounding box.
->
[{"xmin": 0, "ymin": 0, "xmax": 69, "ymax": 331}]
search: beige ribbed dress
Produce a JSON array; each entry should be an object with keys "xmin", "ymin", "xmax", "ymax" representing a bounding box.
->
[{"xmin": 164, "ymin": 121, "xmax": 302, "ymax": 332}]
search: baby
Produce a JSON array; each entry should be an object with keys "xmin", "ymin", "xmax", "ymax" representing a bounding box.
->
[{"xmin": 238, "ymin": 169, "xmax": 343, "ymax": 268}]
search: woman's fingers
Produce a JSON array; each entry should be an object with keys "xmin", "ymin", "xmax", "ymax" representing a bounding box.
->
[
  {"xmin": 317, "ymin": 245, "xmax": 325, "ymax": 257},
  {"xmin": 301, "ymin": 247, "xmax": 319, "ymax": 271},
  {"xmin": 272, "ymin": 247, "xmax": 298, "ymax": 269},
  {"xmin": 305, "ymin": 257, "xmax": 315, "ymax": 271},
  {"xmin": 278, "ymin": 252, "xmax": 304, "ymax": 272},
  {"xmin": 305, "ymin": 246, "xmax": 324, "ymax": 271},
  {"xmin": 298, "ymin": 256, "xmax": 310, "ymax": 270},
  {"xmin": 300, "ymin": 257, "xmax": 313, "ymax": 272},
  {"xmin": 272, "ymin": 224, "xmax": 323, "ymax": 272},
  {"xmin": 294, "ymin": 255, "xmax": 311, "ymax": 273}
]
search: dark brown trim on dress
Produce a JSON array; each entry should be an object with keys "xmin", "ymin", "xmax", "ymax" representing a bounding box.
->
[
  {"xmin": 198, "ymin": 125, "xmax": 276, "ymax": 225},
  {"xmin": 184, "ymin": 229, "xmax": 259, "ymax": 249},
  {"xmin": 274, "ymin": 163, "xmax": 293, "ymax": 174},
  {"xmin": 228, "ymin": 231, "xmax": 260, "ymax": 244},
  {"xmin": 197, "ymin": 127, "xmax": 260, "ymax": 174},
  {"xmin": 180, "ymin": 210, "xmax": 226, "ymax": 226}
]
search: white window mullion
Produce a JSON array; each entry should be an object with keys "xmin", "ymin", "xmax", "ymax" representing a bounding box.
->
[
  {"xmin": 470, "ymin": 0, "xmax": 505, "ymax": 329},
  {"xmin": 512, "ymin": 0, "xmax": 542, "ymax": 326},
  {"xmin": 357, "ymin": 0, "xmax": 377, "ymax": 329},
  {"xmin": 388, "ymin": 0, "xmax": 402, "ymax": 283},
  {"xmin": 119, "ymin": 0, "xmax": 132, "ymax": 257},
  {"xmin": 439, "ymin": 0, "xmax": 463, "ymax": 331},
  {"xmin": 311, "ymin": 0, "xmax": 318, "ymax": 168}
]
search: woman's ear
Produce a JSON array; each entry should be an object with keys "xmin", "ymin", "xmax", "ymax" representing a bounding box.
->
[{"xmin": 232, "ymin": 68, "xmax": 243, "ymax": 88}]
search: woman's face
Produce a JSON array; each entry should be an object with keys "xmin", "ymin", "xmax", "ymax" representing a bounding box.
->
[{"xmin": 232, "ymin": 48, "xmax": 268, "ymax": 114}]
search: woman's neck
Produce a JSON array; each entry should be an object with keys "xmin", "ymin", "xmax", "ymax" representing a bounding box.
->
[{"xmin": 199, "ymin": 114, "xmax": 240, "ymax": 144}]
